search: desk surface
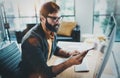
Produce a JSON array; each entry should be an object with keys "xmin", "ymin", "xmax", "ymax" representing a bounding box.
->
[{"xmin": 47, "ymin": 41, "xmax": 114, "ymax": 78}]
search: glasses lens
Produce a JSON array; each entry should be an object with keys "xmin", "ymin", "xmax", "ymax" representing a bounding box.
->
[
  {"xmin": 47, "ymin": 16, "xmax": 62, "ymax": 22},
  {"xmin": 56, "ymin": 17, "xmax": 61, "ymax": 21}
]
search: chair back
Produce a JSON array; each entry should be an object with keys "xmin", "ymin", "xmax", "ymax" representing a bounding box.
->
[{"xmin": 0, "ymin": 42, "xmax": 21, "ymax": 78}]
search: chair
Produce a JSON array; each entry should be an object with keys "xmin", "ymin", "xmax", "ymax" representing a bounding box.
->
[
  {"xmin": 15, "ymin": 31, "xmax": 23, "ymax": 44},
  {"xmin": 15, "ymin": 22, "xmax": 81, "ymax": 43},
  {"xmin": 15, "ymin": 23, "xmax": 36, "ymax": 43},
  {"xmin": 0, "ymin": 42, "xmax": 21, "ymax": 78},
  {"xmin": 57, "ymin": 21, "xmax": 80, "ymax": 42}
]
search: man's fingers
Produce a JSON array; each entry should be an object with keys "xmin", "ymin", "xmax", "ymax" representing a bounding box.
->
[
  {"xmin": 81, "ymin": 51, "xmax": 88, "ymax": 56},
  {"xmin": 73, "ymin": 52, "xmax": 80, "ymax": 56},
  {"xmin": 77, "ymin": 52, "xmax": 88, "ymax": 63},
  {"xmin": 76, "ymin": 51, "xmax": 88, "ymax": 59},
  {"xmin": 74, "ymin": 50, "xmax": 80, "ymax": 53},
  {"xmin": 70, "ymin": 50, "xmax": 81, "ymax": 56}
]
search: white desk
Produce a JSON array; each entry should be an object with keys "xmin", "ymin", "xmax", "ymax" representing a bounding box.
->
[{"xmin": 47, "ymin": 41, "xmax": 115, "ymax": 78}]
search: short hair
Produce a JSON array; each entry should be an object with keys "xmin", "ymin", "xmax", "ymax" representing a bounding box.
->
[{"xmin": 40, "ymin": 1, "xmax": 60, "ymax": 18}]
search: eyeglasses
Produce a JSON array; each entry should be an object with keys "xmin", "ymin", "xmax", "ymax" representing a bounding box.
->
[{"xmin": 47, "ymin": 16, "xmax": 62, "ymax": 22}]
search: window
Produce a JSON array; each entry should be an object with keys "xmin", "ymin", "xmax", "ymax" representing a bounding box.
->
[
  {"xmin": 93, "ymin": 0, "xmax": 120, "ymax": 41},
  {"xmin": 3, "ymin": 0, "xmax": 46, "ymax": 31},
  {"xmin": 1, "ymin": 0, "xmax": 75, "ymax": 41},
  {"xmin": 2, "ymin": 0, "xmax": 75, "ymax": 30},
  {"xmin": 56, "ymin": 0, "xmax": 75, "ymax": 21}
]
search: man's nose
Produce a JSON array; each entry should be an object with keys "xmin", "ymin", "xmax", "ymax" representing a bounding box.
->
[{"xmin": 55, "ymin": 20, "xmax": 60, "ymax": 24}]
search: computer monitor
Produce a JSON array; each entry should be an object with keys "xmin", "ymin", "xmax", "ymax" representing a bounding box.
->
[
  {"xmin": 105, "ymin": 15, "xmax": 116, "ymax": 38},
  {"xmin": 94, "ymin": 14, "xmax": 117, "ymax": 78}
]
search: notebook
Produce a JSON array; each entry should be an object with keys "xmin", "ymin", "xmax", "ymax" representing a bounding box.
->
[
  {"xmin": 54, "ymin": 57, "xmax": 89, "ymax": 72},
  {"xmin": 74, "ymin": 60, "xmax": 89, "ymax": 72}
]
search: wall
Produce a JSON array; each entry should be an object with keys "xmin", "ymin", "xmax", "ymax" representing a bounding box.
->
[
  {"xmin": 75, "ymin": 0, "xmax": 94, "ymax": 34},
  {"xmin": 0, "ymin": 3, "xmax": 6, "ymax": 42},
  {"xmin": 0, "ymin": 4, "xmax": 4, "ymax": 42}
]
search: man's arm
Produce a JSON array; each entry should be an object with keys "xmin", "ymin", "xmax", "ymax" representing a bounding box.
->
[
  {"xmin": 55, "ymin": 48, "xmax": 81, "ymax": 58},
  {"xmin": 55, "ymin": 49, "xmax": 70, "ymax": 58},
  {"xmin": 52, "ymin": 50, "xmax": 88, "ymax": 75}
]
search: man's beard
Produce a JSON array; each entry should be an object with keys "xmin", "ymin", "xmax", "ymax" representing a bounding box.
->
[{"xmin": 45, "ymin": 20, "xmax": 59, "ymax": 32}]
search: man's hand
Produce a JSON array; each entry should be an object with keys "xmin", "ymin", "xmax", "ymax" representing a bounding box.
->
[
  {"xmin": 67, "ymin": 50, "xmax": 80, "ymax": 56},
  {"xmin": 52, "ymin": 50, "xmax": 89, "ymax": 75},
  {"xmin": 56, "ymin": 49, "xmax": 81, "ymax": 58},
  {"xmin": 67, "ymin": 50, "xmax": 88, "ymax": 65}
]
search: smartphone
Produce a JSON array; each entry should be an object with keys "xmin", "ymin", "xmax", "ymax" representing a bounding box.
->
[
  {"xmin": 80, "ymin": 47, "xmax": 94, "ymax": 56},
  {"xmin": 86, "ymin": 47, "xmax": 94, "ymax": 52}
]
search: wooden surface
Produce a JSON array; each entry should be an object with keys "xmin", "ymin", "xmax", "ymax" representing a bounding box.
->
[{"xmin": 47, "ymin": 41, "xmax": 114, "ymax": 78}]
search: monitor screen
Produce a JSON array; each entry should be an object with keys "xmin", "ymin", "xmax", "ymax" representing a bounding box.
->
[
  {"xmin": 105, "ymin": 15, "xmax": 116, "ymax": 38},
  {"xmin": 94, "ymin": 14, "xmax": 116, "ymax": 78}
]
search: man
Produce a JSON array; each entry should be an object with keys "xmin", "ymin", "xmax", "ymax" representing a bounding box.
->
[{"xmin": 19, "ymin": 1, "xmax": 88, "ymax": 78}]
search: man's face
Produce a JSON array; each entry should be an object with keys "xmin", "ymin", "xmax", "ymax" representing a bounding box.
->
[{"xmin": 45, "ymin": 12, "xmax": 61, "ymax": 32}]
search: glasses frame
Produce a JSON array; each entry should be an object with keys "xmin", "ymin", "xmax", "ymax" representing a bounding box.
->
[{"xmin": 47, "ymin": 16, "xmax": 62, "ymax": 22}]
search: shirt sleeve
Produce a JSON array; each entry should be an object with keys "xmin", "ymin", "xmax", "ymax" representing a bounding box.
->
[
  {"xmin": 54, "ymin": 46, "xmax": 61, "ymax": 56},
  {"xmin": 22, "ymin": 39, "xmax": 56, "ymax": 77}
]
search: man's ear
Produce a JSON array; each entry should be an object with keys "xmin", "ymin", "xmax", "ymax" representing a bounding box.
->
[{"xmin": 40, "ymin": 15, "xmax": 46, "ymax": 23}]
